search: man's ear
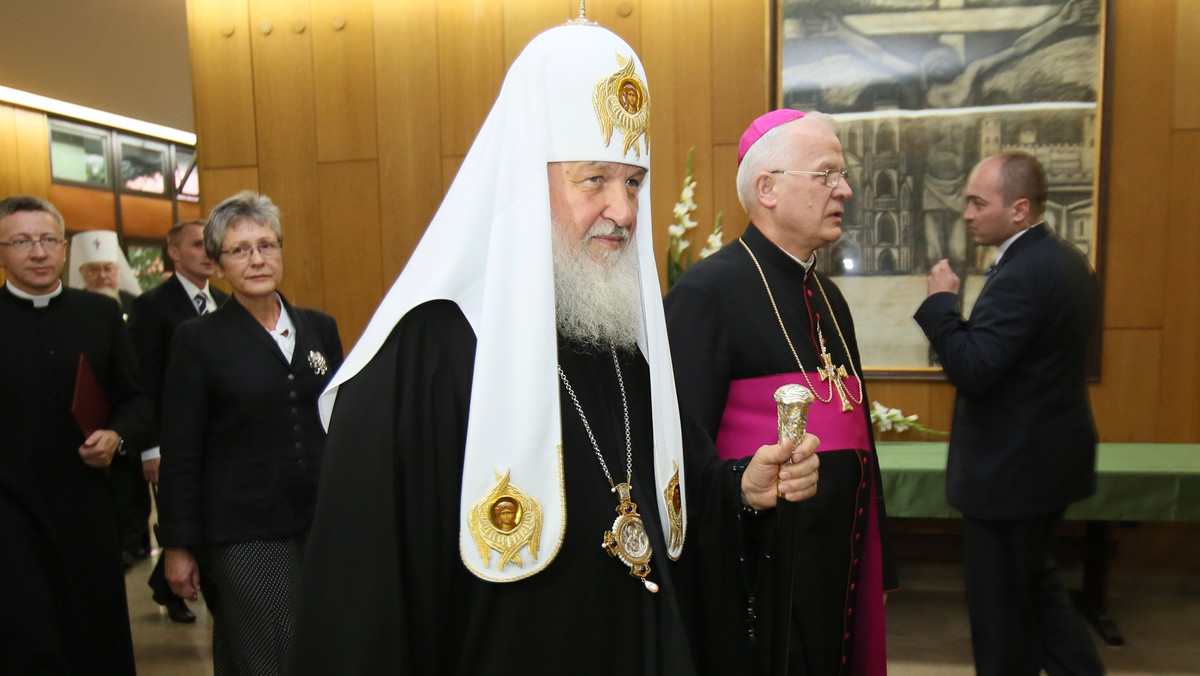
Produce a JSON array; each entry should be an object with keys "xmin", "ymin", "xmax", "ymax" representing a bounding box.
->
[
  {"xmin": 1011, "ymin": 197, "xmax": 1031, "ymax": 225},
  {"xmin": 755, "ymin": 173, "xmax": 778, "ymax": 209}
]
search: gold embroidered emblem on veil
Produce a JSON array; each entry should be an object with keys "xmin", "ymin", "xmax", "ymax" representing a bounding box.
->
[
  {"xmin": 664, "ymin": 460, "xmax": 683, "ymax": 551},
  {"xmin": 593, "ymin": 53, "xmax": 651, "ymax": 158},
  {"xmin": 468, "ymin": 470, "xmax": 543, "ymax": 570}
]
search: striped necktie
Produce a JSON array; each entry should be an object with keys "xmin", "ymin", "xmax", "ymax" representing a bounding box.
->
[{"xmin": 194, "ymin": 293, "xmax": 207, "ymax": 314}]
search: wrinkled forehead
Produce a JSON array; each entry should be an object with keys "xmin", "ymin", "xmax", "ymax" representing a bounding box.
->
[{"xmin": 509, "ymin": 25, "xmax": 652, "ymax": 171}]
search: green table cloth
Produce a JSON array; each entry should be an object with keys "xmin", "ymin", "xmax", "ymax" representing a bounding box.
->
[{"xmin": 876, "ymin": 442, "xmax": 1200, "ymax": 522}]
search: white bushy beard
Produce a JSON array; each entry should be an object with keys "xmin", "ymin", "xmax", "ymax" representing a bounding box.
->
[
  {"xmin": 89, "ymin": 285, "xmax": 121, "ymax": 301},
  {"xmin": 552, "ymin": 220, "xmax": 642, "ymax": 352}
]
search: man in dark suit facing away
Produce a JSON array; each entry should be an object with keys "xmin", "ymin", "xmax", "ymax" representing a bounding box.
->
[
  {"xmin": 914, "ymin": 151, "xmax": 1105, "ymax": 676},
  {"xmin": 128, "ymin": 219, "xmax": 229, "ymax": 623}
]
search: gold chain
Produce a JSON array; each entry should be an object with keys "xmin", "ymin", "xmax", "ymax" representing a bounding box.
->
[
  {"xmin": 811, "ymin": 274, "xmax": 864, "ymax": 406},
  {"xmin": 737, "ymin": 238, "xmax": 864, "ymax": 408}
]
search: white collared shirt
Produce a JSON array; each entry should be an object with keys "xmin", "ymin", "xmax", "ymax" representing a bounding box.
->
[
  {"xmin": 267, "ymin": 294, "xmax": 296, "ymax": 362},
  {"xmin": 175, "ymin": 274, "xmax": 218, "ymax": 314}
]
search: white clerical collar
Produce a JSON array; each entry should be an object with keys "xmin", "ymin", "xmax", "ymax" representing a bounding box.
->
[
  {"xmin": 994, "ymin": 221, "xmax": 1045, "ymax": 266},
  {"xmin": 776, "ymin": 244, "xmax": 816, "ymax": 271},
  {"xmin": 5, "ymin": 281, "xmax": 63, "ymax": 308},
  {"xmin": 175, "ymin": 274, "xmax": 216, "ymax": 314}
]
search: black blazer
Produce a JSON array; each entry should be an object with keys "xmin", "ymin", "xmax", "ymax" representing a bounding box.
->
[
  {"xmin": 914, "ymin": 225, "xmax": 1100, "ymax": 519},
  {"xmin": 157, "ymin": 293, "xmax": 343, "ymax": 548},
  {"xmin": 127, "ymin": 274, "xmax": 230, "ymax": 450}
]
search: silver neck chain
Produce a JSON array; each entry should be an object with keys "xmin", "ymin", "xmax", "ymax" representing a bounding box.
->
[{"xmin": 557, "ymin": 347, "xmax": 632, "ymax": 491}]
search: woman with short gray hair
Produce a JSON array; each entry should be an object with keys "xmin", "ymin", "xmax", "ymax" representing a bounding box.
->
[{"xmin": 157, "ymin": 191, "xmax": 343, "ymax": 675}]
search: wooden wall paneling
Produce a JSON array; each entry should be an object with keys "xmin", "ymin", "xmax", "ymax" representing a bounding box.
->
[
  {"xmin": 312, "ymin": 0, "xmax": 378, "ymax": 163},
  {"xmin": 1175, "ymin": 0, "xmax": 1200, "ymax": 129},
  {"xmin": 711, "ymin": 0, "xmax": 769, "ymax": 145},
  {"xmin": 248, "ymin": 0, "xmax": 324, "ymax": 309},
  {"xmin": 640, "ymin": 1, "xmax": 715, "ymax": 291},
  {"xmin": 51, "ymin": 184, "xmax": 116, "ymax": 232},
  {"xmin": 925, "ymin": 381, "xmax": 957, "ymax": 437},
  {"xmin": 442, "ymin": 155, "xmax": 464, "ymax": 195},
  {"xmin": 437, "ymin": 0, "xmax": 505, "ymax": 157},
  {"xmin": 372, "ymin": 0, "xmax": 444, "ymax": 285},
  {"xmin": 13, "ymin": 107, "xmax": 50, "ymax": 197},
  {"xmin": 1157, "ymin": 130, "xmax": 1200, "ymax": 441},
  {"xmin": 317, "ymin": 160, "xmax": 383, "ymax": 348},
  {"xmin": 178, "ymin": 201, "xmax": 203, "ymax": 222},
  {"xmin": 199, "ymin": 167, "xmax": 260, "ymax": 213},
  {"xmin": 711, "ymin": 143, "xmax": 743, "ymax": 245},
  {"xmin": 867, "ymin": 381, "xmax": 933, "ymax": 442},
  {"xmin": 0, "ymin": 105, "xmax": 19, "ymax": 197},
  {"xmin": 372, "ymin": 0, "xmax": 443, "ymax": 285},
  {"xmin": 1101, "ymin": 0, "xmax": 1174, "ymax": 329},
  {"xmin": 1088, "ymin": 328, "xmax": 1162, "ymax": 441},
  {"xmin": 187, "ymin": 0, "xmax": 257, "ymax": 169},
  {"xmin": 591, "ymin": 0, "xmax": 641, "ymax": 52},
  {"xmin": 501, "ymin": 0, "xmax": 572, "ymax": 66},
  {"xmin": 119, "ymin": 195, "xmax": 173, "ymax": 240}
]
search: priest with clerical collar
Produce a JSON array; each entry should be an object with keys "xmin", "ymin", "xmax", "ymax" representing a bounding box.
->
[
  {"xmin": 665, "ymin": 109, "xmax": 898, "ymax": 675},
  {"xmin": 289, "ymin": 16, "xmax": 819, "ymax": 676},
  {"xmin": 0, "ymin": 194, "xmax": 150, "ymax": 674}
]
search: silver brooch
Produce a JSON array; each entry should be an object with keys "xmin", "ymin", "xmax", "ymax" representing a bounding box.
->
[{"xmin": 307, "ymin": 350, "xmax": 328, "ymax": 375}]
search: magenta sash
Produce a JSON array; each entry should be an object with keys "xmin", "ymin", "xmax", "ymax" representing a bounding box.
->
[{"xmin": 717, "ymin": 372, "xmax": 887, "ymax": 675}]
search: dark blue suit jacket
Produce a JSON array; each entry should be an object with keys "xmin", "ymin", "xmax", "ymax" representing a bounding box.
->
[
  {"xmin": 127, "ymin": 274, "xmax": 230, "ymax": 451},
  {"xmin": 157, "ymin": 294, "xmax": 342, "ymax": 547},
  {"xmin": 914, "ymin": 224, "xmax": 1100, "ymax": 519}
]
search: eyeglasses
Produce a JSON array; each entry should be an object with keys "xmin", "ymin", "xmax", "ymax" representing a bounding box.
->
[
  {"xmin": 221, "ymin": 241, "xmax": 282, "ymax": 262},
  {"xmin": 770, "ymin": 169, "xmax": 849, "ymax": 189},
  {"xmin": 0, "ymin": 236, "xmax": 67, "ymax": 251}
]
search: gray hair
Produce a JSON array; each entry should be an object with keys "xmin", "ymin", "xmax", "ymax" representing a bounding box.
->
[
  {"xmin": 204, "ymin": 191, "xmax": 282, "ymax": 263},
  {"xmin": 736, "ymin": 112, "xmax": 838, "ymax": 213},
  {"xmin": 0, "ymin": 195, "xmax": 65, "ymax": 233}
]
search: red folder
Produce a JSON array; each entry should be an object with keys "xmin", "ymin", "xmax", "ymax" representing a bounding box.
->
[{"xmin": 71, "ymin": 353, "xmax": 111, "ymax": 437}]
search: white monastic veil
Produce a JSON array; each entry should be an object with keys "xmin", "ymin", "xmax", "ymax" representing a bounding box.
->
[{"xmin": 318, "ymin": 23, "xmax": 686, "ymax": 582}]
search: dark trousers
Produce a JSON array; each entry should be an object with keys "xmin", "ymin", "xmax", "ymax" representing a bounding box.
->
[
  {"xmin": 962, "ymin": 511, "xmax": 1105, "ymax": 676},
  {"xmin": 110, "ymin": 453, "xmax": 150, "ymax": 553}
]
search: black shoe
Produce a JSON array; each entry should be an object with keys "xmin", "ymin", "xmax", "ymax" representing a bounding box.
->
[{"xmin": 154, "ymin": 593, "xmax": 197, "ymax": 624}]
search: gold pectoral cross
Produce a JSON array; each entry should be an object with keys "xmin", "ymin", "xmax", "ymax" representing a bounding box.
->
[{"xmin": 817, "ymin": 342, "xmax": 853, "ymax": 412}]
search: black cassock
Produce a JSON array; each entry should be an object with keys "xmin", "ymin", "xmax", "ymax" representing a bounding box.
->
[
  {"xmin": 290, "ymin": 300, "xmax": 754, "ymax": 676},
  {"xmin": 665, "ymin": 224, "xmax": 898, "ymax": 676},
  {"xmin": 0, "ymin": 286, "xmax": 150, "ymax": 675}
]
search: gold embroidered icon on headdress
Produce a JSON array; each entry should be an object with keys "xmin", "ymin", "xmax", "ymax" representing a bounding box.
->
[
  {"xmin": 593, "ymin": 53, "xmax": 651, "ymax": 159},
  {"xmin": 664, "ymin": 460, "xmax": 683, "ymax": 551},
  {"xmin": 468, "ymin": 470, "xmax": 543, "ymax": 571}
]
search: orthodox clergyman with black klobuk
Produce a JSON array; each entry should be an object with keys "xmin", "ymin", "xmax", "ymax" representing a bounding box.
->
[{"xmin": 288, "ymin": 15, "xmax": 818, "ymax": 676}]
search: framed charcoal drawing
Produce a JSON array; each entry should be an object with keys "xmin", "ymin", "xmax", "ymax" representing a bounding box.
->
[{"xmin": 774, "ymin": 0, "xmax": 1111, "ymax": 377}]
